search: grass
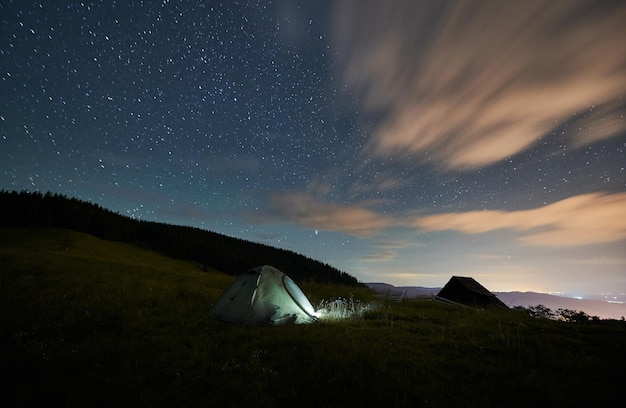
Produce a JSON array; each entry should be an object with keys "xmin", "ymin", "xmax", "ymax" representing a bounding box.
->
[{"xmin": 1, "ymin": 227, "xmax": 625, "ymax": 407}]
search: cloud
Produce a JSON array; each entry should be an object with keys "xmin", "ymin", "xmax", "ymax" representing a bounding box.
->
[
  {"xmin": 258, "ymin": 191, "xmax": 626, "ymax": 247},
  {"xmin": 413, "ymin": 192, "xmax": 626, "ymax": 246},
  {"xmin": 332, "ymin": 1, "xmax": 626, "ymax": 169},
  {"xmin": 362, "ymin": 250, "xmax": 397, "ymax": 262},
  {"xmin": 576, "ymin": 257, "xmax": 626, "ymax": 266},
  {"xmin": 348, "ymin": 172, "xmax": 409, "ymax": 197},
  {"xmin": 565, "ymin": 99, "xmax": 626, "ymax": 149},
  {"xmin": 475, "ymin": 254, "xmax": 511, "ymax": 261},
  {"xmin": 361, "ymin": 238, "xmax": 425, "ymax": 262},
  {"xmin": 261, "ymin": 192, "xmax": 395, "ymax": 236}
]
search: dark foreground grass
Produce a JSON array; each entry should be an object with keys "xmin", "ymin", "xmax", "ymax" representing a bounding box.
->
[{"xmin": 1, "ymin": 227, "xmax": 625, "ymax": 407}]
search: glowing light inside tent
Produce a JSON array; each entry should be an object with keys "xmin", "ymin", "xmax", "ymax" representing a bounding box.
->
[{"xmin": 282, "ymin": 274, "xmax": 317, "ymax": 318}]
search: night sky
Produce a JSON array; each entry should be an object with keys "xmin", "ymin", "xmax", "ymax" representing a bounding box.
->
[{"xmin": 2, "ymin": 1, "xmax": 625, "ymax": 299}]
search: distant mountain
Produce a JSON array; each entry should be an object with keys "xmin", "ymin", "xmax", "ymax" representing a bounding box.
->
[
  {"xmin": 495, "ymin": 291, "xmax": 626, "ymax": 320},
  {"xmin": 366, "ymin": 283, "xmax": 626, "ymax": 320},
  {"xmin": 366, "ymin": 283, "xmax": 439, "ymax": 300}
]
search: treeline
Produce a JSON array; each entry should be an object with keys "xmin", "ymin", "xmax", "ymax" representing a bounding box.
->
[
  {"xmin": 0, "ymin": 190, "xmax": 360, "ymax": 285},
  {"xmin": 513, "ymin": 304, "xmax": 626, "ymax": 325}
]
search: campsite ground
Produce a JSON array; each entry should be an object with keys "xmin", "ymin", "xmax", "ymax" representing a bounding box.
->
[{"xmin": 2, "ymin": 227, "xmax": 625, "ymax": 407}]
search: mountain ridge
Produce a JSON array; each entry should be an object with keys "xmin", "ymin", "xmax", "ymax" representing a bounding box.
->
[{"xmin": 366, "ymin": 283, "xmax": 626, "ymax": 320}]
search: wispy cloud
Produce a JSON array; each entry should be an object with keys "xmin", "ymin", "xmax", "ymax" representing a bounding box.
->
[
  {"xmin": 475, "ymin": 254, "xmax": 511, "ymax": 261},
  {"xmin": 565, "ymin": 99, "xmax": 626, "ymax": 149},
  {"xmin": 333, "ymin": 1, "xmax": 626, "ymax": 169},
  {"xmin": 575, "ymin": 257, "xmax": 626, "ymax": 266},
  {"xmin": 361, "ymin": 238, "xmax": 425, "ymax": 262},
  {"xmin": 362, "ymin": 250, "xmax": 397, "ymax": 262},
  {"xmin": 260, "ymin": 192, "xmax": 395, "ymax": 236},
  {"xmin": 258, "ymin": 191, "xmax": 626, "ymax": 247},
  {"xmin": 413, "ymin": 192, "xmax": 626, "ymax": 246}
]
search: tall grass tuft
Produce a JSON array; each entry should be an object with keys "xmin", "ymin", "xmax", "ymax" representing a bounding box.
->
[{"xmin": 315, "ymin": 294, "xmax": 382, "ymax": 321}]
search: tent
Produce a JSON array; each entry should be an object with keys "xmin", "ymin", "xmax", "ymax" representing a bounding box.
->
[
  {"xmin": 210, "ymin": 265, "xmax": 318, "ymax": 325},
  {"xmin": 436, "ymin": 276, "xmax": 508, "ymax": 309}
]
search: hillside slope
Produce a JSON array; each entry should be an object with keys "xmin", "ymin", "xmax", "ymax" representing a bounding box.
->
[
  {"xmin": 0, "ymin": 190, "xmax": 358, "ymax": 284},
  {"xmin": 2, "ymin": 228, "xmax": 625, "ymax": 407},
  {"xmin": 0, "ymin": 226, "xmax": 233, "ymax": 302}
]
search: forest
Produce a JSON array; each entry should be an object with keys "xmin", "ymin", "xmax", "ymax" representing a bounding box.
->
[{"xmin": 0, "ymin": 190, "xmax": 359, "ymax": 285}]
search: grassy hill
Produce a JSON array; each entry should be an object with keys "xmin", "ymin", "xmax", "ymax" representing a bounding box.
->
[
  {"xmin": 2, "ymin": 227, "xmax": 625, "ymax": 407},
  {"xmin": 0, "ymin": 190, "xmax": 359, "ymax": 285}
]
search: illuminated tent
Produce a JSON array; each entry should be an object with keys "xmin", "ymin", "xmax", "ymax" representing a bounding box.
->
[
  {"xmin": 436, "ymin": 276, "xmax": 508, "ymax": 309},
  {"xmin": 210, "ymin": 265, "xmax": 318, "ymax": 325}
]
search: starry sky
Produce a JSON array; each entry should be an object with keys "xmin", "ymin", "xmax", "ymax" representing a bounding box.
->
[{"xmin": 2, "ymin": 0, "xmax": 625, "ymax": 299}]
